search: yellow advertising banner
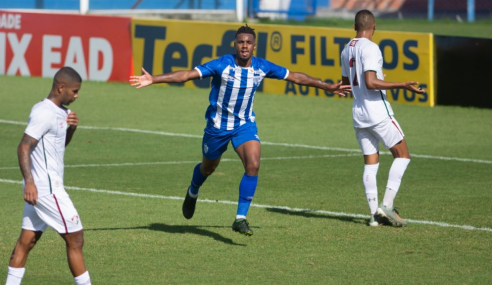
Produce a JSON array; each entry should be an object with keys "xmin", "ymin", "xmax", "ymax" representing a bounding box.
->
[{"xmin": 131, "ymin": 19, "xmax": 434, "ymax": 106}]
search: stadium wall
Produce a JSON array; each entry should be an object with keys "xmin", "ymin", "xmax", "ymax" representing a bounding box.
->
[
  {"xmin": 0, "ymin": 10, "xmax": 132, "ymax": 82},
  {"xmin": 1, "ymin": 11, "xmax": 437, "ymax": 107},
  {"xmin": 132, "ymin": 19, "xmax": 434, "ymax": 107}
]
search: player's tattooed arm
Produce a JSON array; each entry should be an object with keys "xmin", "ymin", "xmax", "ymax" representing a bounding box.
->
[{"xmin": 18, "ymin": 134, "xmax": 39, "ymax": 205}]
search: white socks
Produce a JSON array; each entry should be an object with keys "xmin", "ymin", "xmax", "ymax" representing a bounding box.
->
[
  {"xmin": 383, "ymin": 158, "xmax": 411, "ymax": 208},
  {"xmin": 364, "ymin": 158, "xmax": 410, "ymax": 213},
  {"xmin": 6, "ymin": 267, "xmax": 25, "ymax": 285},
  {"xmin": 74, "ymin": 271, "xmax": 91, "ymax": 285},
  {"xmin": 363, "ymin": 163, "xmax": 379, "ymax": 215},
  {"xmin": 6, "ymin": 268, "xmax": 90, "ymax": 285}
]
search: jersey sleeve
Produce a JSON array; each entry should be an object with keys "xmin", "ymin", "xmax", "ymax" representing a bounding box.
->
[
  {"xmin": 25, "ymin": 108, "xmax": 54, "ymax": 141},
  {"xmin": 259, "ymin": 58, "xmax": 289, "ymax": 80},
  {"xmin": 361, "ymin": 43, "xmax": 381, "ymax": 72},
  {"xmin": 195, "ymin": 57, "xmax": 225, "ymax": 79}
]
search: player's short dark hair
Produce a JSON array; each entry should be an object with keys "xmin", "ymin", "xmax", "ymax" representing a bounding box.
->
[
  {"xmin": 354, "ymin": 9, "xmax": 375, "ymax": 31},
  {"xmin": 236, "ymin": 24, "xmax": 256, "ymax": 39},
  {"xmin": 55, "ymin": 66, "xmax": 82, "ymax": 84}
]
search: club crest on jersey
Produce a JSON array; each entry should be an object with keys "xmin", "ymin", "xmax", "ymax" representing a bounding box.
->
[
  {"xmin": 253, "ymin": 76, "xmax": 260, "ymax": 86},
  {"xmin": 71, "ymin": 215, "xmax": 80, "ymax": 225}
]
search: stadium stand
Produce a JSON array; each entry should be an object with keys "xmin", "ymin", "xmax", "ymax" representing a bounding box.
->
[{"xmin": 318, "ymin": 0, "xmax": 492, "ymax": 19}]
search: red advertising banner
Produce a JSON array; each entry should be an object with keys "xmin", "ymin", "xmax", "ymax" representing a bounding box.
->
[{"xmin": 0, "ymin": 11, "xmax": 132, "ymax": 82}]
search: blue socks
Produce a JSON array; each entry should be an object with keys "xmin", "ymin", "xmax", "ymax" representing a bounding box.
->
[
  {"xmin": 189, "ymin": 165, "xmax": 258, "ymax": 219},
  {"xmin": 189, "ymin": 163, "xmax": 207, "ymax": 196},
  {"xmin": 236, "ymin": 174, "xmax": 258, "ymax": 218}
]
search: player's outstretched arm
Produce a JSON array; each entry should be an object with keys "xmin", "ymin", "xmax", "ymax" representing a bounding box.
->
[
  {"xmin": 129, "ymin": 67, "xmax": 153, "ymax": 88},
  {"xmin": 130, "ymin": 67, "xmax": 201, "ymax": 89},
  {"xmin": 401, "ymin": 81, "xmax": 425, "ymax": 93},
  {"xmin": 365, "ymin": 71, "xmax": 425, "ymax": 94},
  {"xmin": 328, "ymin": 81, "xmax": 352, "ymax": 96},
  {"xmin": 286, "ymin": 72, "xmax": 351, "ymax": 96}
]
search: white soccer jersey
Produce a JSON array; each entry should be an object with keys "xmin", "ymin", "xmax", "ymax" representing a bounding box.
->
[
  {"xmin": 341, "ymin": 38, "xmax": 394, "ymax": 128},
  {"xmin": 24, "ymin": 99, "xmax": 70, "ymax": 197}
]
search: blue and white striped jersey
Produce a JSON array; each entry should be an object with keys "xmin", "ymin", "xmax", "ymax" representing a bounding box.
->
[{"xmin": 195, "ymin": 54, "xmax": 289, "ymax": 131}]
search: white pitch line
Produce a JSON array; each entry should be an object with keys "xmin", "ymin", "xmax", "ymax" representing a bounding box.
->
[
  {"xmin": 1, "ymin": 119, "xmax": 491, "ymax": 164},
  {"xmin": 0, "ymin": 154, "xmax": 361, "ymax": 170},
  {"xmin": 1, "ymin": 178, "xmax": 491, "ymax": 233}
]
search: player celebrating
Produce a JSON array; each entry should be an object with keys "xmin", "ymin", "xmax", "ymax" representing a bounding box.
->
[
  {"xmin": 131, "ymin": 24, "xmax": 351, "ymax": 236},
  {"xmin": 340, "ymin": 10, "xmax": 425, "ymax": 226},
  {"xmin": 6, "ymin": 67, "xmax": 91, "ymax": 285}
]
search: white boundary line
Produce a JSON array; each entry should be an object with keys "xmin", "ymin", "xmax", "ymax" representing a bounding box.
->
[
  {"xmin": 1, "ymin": 178, "xmax": 491, "ymax": 233},
  {"xmin": 0, "ymin": 154, "xmax": 360, "ymax": 170},
  {"xmin": 2, "ymin": 119, "xmax": 492, "ymax": 164}
]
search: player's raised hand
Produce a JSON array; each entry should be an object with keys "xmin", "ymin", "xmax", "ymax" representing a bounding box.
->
[
  {"xmin": 130, "ymin": 67, "xmax": 153, "ymax": 89},
  {"xmin": 66, "ymin": 111, "xmax": 78, "ymax": 128}
]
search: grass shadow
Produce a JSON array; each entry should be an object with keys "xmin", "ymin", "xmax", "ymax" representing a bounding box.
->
[
  {"xmin": 86, "ymin": 223, "xmax": 247, "ymax": 246},
  {"xmin": 266, "ymin": 207, "xmax": 367, "ymax": 225}
]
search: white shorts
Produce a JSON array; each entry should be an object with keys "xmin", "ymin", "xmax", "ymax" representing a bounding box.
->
[
  {"xmin": 22, "ymin": 192, "xmax": 83, "ymax": 234},
  {"xmin": 355, "ymin": 116, "xmax": 405, "ymax": 155}
]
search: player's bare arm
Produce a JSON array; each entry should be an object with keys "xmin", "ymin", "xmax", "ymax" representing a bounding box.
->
[
  {"xmin": 130, "ymin": 67, "xmax": 201, "ymax": 89},
  {"xmin": 365, "ymin": 71, "xmax": 425, "ymax": 94},
  {"xmin": 18, "ymin": 134, "xmax": 39, "ymax": 205},
  {"xmin": 66, "ymin": 111, "xmax": 78, "ymax": 146},
  {"xmin": 286, "ymin": 72, "xmax": 351, "ymax": 96}
]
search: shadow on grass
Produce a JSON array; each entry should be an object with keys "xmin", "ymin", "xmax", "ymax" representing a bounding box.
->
[
  {"xmin": 86, "ymin": 223, "xmax": 247, "ymax": 246},
  {"xmin": 266, "ymin": 207, "xmax": 367, "ymax": 225}
]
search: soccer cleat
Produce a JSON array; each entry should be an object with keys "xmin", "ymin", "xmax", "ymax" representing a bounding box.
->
[
  {"xmin": 232, "ymin": 218, "xmax": 253, "ymax": 236},
  {"xmin": 377, "ymin": 204, "xmax": 407, "ymax": 227},
  {"xmin": 182, "ymin": 188, "xmax": 197, "ymax": 219},
  {"xmin": 368, "ymin": 214, "xmax": 382, "ymax": 227}
]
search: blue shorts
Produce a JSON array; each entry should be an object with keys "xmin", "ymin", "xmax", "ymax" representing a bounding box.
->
[{"xmin": 202, "ymin": 123, "xmax": 260, "ymax": 160}]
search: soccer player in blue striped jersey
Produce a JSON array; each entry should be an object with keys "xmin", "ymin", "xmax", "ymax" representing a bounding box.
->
[{"xmin": 131, "ymin": 24, "xmax": 350, "ymax": 236}]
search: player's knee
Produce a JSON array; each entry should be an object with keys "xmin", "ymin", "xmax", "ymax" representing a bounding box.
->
[
  {"xmin": 19, "ymin": 239, "xmax": 37, "ymax": 251},
  {"xmin": 67, "ymin": 238, "xmax": 84, "ymax": 250},
  {"xmin": 19, "ymin": 232, "xmax": 41, "ymax": 250},
  {"xmin": 245, "ymin": 163, "xmax": 260, "ymax": 176},
  {"xmin": 63, "ymin": 231, "xmax": 85, "ymax": 249}
]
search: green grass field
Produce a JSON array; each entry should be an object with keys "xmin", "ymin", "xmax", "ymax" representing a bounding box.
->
[{"xmin": 1, "ymin": 75, "xmax": 491, "ymax": 284}]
